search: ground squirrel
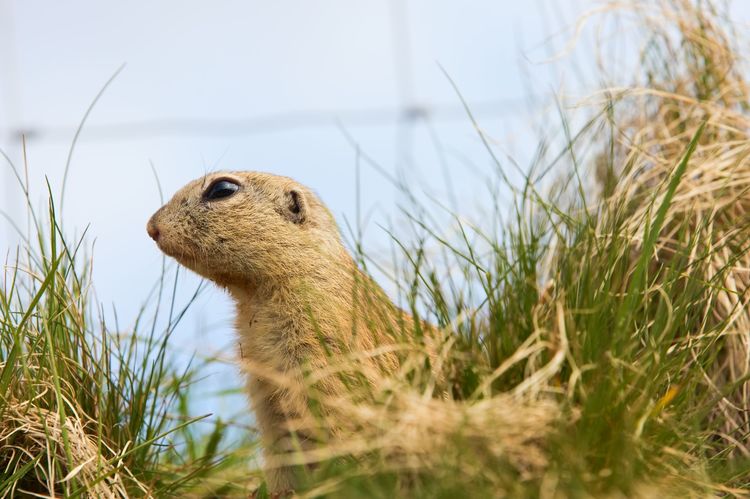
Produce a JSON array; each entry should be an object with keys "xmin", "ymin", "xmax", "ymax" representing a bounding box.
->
[{"xmin": 147, "ymin": 171, "xmax": 410, "ymax": 491}]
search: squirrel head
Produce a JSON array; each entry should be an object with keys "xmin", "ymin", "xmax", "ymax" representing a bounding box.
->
[{"xmin": 147, "ymin": 171, "xmax": 342, "ymax": 288}]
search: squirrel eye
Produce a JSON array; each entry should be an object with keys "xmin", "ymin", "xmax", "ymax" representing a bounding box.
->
[{"xmin": 204, "ymin": 179, "xmax": 239, "ymax": 200}]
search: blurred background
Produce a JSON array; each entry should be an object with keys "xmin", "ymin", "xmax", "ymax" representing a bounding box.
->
[{"xmin": 2, "ymin": 0, "xmax": 748, "ymax": 420}]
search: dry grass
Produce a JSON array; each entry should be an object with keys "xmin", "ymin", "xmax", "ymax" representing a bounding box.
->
[{"xmin": 1, "ymin": 395, "xmax": 133, "ymax": 498}]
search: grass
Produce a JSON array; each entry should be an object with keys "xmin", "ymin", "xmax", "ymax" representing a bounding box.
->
[
  {"xmin": 0, "ymin": 179, "xmax": 259, "ymax": 496},
  {"xmin": 3, "ymin": 0, "xmax": 750, "ymax": 496}
]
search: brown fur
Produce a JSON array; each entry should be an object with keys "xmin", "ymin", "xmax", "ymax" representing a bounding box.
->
[{"xmin": 147, "ymin": 171, "xmax": 406, "ymax": 491}]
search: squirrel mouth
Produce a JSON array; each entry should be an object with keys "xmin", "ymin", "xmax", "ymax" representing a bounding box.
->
[
  {"xmin": 155, "ymin": 239, "xmax": 198, "ymax": 267},
  {"xmin": 157, "ymin": 241, "xmax": 236, "ymax": 286}
]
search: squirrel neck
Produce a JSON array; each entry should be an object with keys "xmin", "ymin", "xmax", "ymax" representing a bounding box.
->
[
  {"xmin": 226, "ymin": 245, "xmax": 359, "ymax": 358},
  {"xmin": 227, "ymin": 244, "xmax": 356, "ymax": 305}
]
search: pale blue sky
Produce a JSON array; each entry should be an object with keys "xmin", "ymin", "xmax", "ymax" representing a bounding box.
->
[{"xmin": 2, "ymin": 0, "xmax": 749, "ymax": 419}]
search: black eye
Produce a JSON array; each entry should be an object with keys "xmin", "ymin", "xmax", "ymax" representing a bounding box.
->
[{"xmin": 203, "ymin": 179, "xmax": 239, "ymax": 200}]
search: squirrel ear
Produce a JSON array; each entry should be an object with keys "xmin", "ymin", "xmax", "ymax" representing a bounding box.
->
[{"xmin": 284, "ymin": 189, "xmax": 307, "ymax": 224}]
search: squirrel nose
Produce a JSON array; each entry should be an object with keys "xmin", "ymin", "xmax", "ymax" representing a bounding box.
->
[{"xmin": 147, "ymin": 220, "xmax": 160, "ymax": 241}]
